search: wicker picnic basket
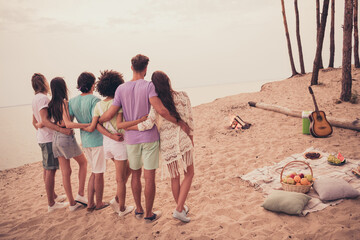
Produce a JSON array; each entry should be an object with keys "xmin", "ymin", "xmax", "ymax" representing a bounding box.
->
[{"xmin": 280, "ymin": 160, "xmax": 313, "ymax": 193}]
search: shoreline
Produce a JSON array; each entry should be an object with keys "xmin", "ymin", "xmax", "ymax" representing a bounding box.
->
[{"xmin": 0, "ymin": 68, "xmax": 359, "ymax": 239}]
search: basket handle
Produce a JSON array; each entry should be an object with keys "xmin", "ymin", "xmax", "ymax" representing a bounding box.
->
[{"xmin": 280, "ymin": 160, "xmax": 313, "ymax": 182}]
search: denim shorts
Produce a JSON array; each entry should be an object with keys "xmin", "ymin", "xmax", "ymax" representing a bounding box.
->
[
  {"xmin": 39, "ymin": 142, "xmax": 59, "ymax": 170},
  {"xmin": 52, "ymin": 131, "xmax": 83, "ymax": 159}
]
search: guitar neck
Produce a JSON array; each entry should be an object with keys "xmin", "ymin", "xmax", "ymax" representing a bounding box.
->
[
  {"xmin": 308, "ymin": 87, "xmax": 320, "ymax": 113},
  {"xmin": 311, "ymin": 94, "xmax": 320, "ymax": 113}
]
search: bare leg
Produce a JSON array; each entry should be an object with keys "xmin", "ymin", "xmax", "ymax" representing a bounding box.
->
[
  {"xmin": 114, "ymin": 160, "xmax": 128, "ymax": 211},
  {"xmin": 45, "ymin": 169, "xmax": 56, "ymax": 206},
  {"xmin": 131, "ymin": 169, "xmax": 143, "ymax": 213},
  {"xmin": 94, "ymin": 173, "xmax": 105, "ymax": 208},
  {"xmin": 144, "ymin": 169, "xmax": 156, "ymax": 218},
  {"xmin": 73, "ymin": 153, "xmax": 87, "ymax": 197},
  {"xmin": 175, "ymin": 164, "xmax": 194, "ymax": 213},
  {"xmin": 171, "ymin": 176, "xmax": 181, "ymax": 204},
  {"xmin": 58, "ymin": 157, "xmax": 75, "ymax": 206},
  {"xmin": 87, "ymin": 173, "xmax": 95, "ymax": 208},
  {"xmin": 125, "ymin": 161, "xmax": 131, "ymax": 184}
]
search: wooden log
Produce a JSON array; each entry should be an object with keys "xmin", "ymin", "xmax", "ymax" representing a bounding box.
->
[{"xmin": 248, "ymin": 101, "xmax": 360, "ymax": 131}]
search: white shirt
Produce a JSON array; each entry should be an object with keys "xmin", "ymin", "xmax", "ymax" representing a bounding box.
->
[{"xmin": 32, "ymin": 93, "xmax": 54, "ymax": 143}]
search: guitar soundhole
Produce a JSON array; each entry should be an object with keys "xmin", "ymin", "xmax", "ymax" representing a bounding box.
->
[{"xmin": 316, "ymin": 115, "xmax": 323, "ymax": 121}]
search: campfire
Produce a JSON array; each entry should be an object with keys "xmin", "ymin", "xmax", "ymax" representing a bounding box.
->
[{"xmin": 230, "ymin": 115, "xmax": 251, "ymax": 130}]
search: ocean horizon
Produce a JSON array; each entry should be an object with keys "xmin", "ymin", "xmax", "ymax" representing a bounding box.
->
[{"xmin": 0, "ymin": 79, "xmax": 272, "ymax": 109}]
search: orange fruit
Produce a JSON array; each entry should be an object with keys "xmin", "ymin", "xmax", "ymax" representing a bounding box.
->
[
  {"xmin": 294, "ymin": 175, "xmax": 301, "ymax": 183},
  {"xmin": 300, "ymin": 178, "xmax": 309, "ymax": 185}
]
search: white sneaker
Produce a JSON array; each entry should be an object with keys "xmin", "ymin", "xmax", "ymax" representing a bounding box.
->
[
  {"xmin": 69, "ymin": 202, "xmax": 82, "ymax": 211},
  {"xmin": 110, "ymin": 197, "xmax": 120, "ymax": 213},
  {"xmin": 48, "ymin": 202, "xmax": 68, "ymax": 213},
  {"xmin": 55, "ymin": 194, "xmax": 67, "ymax": 202},
  {"xmin": 75, "ymin": 194, "xmax": 88, "ymax": 206},
  {"xmin": 118, "ymin": 206, "xmax": 134, "ymax": 217},
  {"xmin": 184, "ymin": 205, "xmax": 189, "ymax": 214},
  {"xmin": 173, "ymin": 209, "xmax": 190, "ymax": 223}
]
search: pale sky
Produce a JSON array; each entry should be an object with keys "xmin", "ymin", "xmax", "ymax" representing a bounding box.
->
[{"xmin": 0, "ymin": 0, "xmax": 346, "ymax": 107}]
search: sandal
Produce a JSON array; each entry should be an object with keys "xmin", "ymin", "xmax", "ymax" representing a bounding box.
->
[{"xmin": 95, "ymin": 203, "xmax": 110, "ymax": 211}]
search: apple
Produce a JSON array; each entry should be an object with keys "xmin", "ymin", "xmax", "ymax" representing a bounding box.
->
[
  {"xmin": 287, "ymin": 178, "xmax": 295, "ymax": 185},
  {"xmin": 299, "ymin": 173, "xmax": 304, "ymax": 178},
  {"xmin": 305, "ymin": 174, "xmax": 313, "ymax": 182}
]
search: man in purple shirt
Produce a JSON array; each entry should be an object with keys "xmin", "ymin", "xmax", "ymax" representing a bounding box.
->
[{"xmin": 99, "ymin": 54, "xmax": 189, "ymax": 222}]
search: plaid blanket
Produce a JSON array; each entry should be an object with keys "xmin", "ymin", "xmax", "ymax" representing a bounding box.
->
[{"xmin": 239, "ymin": 147, "xmax": 360, "ymax": 215}]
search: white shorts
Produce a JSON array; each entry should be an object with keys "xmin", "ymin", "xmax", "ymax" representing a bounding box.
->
[
  {"xmin": 83, "ymin": 146, "xmax": 106, "ymax": 173},
  {"xmin": 103, "ymin": 136, "xmax": 128, "ymax": 161}
]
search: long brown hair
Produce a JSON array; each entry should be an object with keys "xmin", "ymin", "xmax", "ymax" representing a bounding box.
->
[
  {"xmin": 151, "ymin": 71, "xmax": 181, "ymax": 122},
  {"xmin": 48, "ymin": 77, "xmax": 68, "ymax": 125}
]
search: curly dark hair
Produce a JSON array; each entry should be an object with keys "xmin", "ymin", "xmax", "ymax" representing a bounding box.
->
[
  {"xmin": 96, "ymin": 70, "xmax": 124, "ymax": 97},
  {"xmin": 151, "ymin": 71, "xmax": 181, "ymax": 122},
  {"xmin": 131, "ymin": 54, "xmax": 149, "ymax": 72},
  {"xmin": 77, "ymin": 72, "xmax": 95, "ymax": 93}
]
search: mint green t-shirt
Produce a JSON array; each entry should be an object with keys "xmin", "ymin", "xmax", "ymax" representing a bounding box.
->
[
  {"xmin": 69, "ymin": 94, "xmax": 103, "ymax": 148},
  {"xmin": 93, "ymin": 99, "xmax": 124, "ymax": 135}
]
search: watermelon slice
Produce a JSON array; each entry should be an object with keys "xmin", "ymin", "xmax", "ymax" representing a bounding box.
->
[{"xmin": 337, "ymin": 152, "xmax": 345, "ymax": 162}]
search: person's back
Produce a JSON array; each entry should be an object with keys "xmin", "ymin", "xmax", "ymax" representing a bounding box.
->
[
  {"xmin": 32, "ymin": 92, "xmax": 54, "ymax": 143},
  {"xmin": 114, "ymin": 79, "xmax": 159, "ymax": 144},
  {"xmin": 69, "ymin": 94, "xmax": 103, "ymax": 147}
]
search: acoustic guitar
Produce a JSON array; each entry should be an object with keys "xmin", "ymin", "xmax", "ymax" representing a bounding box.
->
[{"xmin": 308, "ymin": 86, "xmax": 333, "ymax": 137}]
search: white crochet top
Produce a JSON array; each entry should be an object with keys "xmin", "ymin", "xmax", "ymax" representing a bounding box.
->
[{"xmin": 138, "ymin": 91, "xmax": 194, "ymax": 176}]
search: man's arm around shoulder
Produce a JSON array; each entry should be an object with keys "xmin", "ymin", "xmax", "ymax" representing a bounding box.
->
[{"xmin": 149, "ymin": 96, "xmax": 190, "ymax": 135}]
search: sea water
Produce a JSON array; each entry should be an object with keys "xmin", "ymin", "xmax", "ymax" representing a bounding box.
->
[{"xmin": 0, "ymin": 80, "xmax": 269, "ymax": 170}]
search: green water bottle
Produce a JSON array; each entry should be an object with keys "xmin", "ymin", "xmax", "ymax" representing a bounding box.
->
[{"xmin": 302, "ymin": 111, "xmax": 311, "ymax": 134}]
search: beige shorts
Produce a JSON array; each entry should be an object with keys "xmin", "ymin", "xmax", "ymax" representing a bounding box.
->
[{"xmin": 83, "ymin": 146, "xmax": 106, "ymax": 173}]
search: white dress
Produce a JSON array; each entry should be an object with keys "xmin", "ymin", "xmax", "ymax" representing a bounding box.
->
[{"xmin": 138, "ymin": 91, "xmax": 194, "ymax": 178}]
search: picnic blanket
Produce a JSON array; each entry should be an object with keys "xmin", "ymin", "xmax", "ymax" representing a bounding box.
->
[{"xmin": 239, "ymin": 147, "xmax": 360, "ymax": 215}]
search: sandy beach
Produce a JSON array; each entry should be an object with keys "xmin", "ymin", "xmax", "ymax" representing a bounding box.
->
[{"xmin": 0, "ymin": 67, "xmax": 359, "ymax": 239}]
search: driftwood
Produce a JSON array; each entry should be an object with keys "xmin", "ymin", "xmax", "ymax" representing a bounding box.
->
[{"xmin": 248, "ymin": 101, "xmax": 360, "ymax": 131}]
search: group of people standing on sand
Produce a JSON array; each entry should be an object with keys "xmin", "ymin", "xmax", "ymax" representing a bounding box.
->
[{"xmin": 31, "ymin": 54, "xmax": 195, "ymax": 223}]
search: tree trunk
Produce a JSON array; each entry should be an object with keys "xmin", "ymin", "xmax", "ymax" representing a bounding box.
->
[
  {"xmin": 281, "ymin": 0, "xmax": 298, "ymax": 77},
  {"xmin": 341, "ymin": 0, "xmax": 353, "ymax": 101},
  {"xmin": 316, "ymin": 0, "xmax": 324, "ymax": 69},
  {"xmin": 248, "ymin": 101, "xmax": 360, "ymax": 131},
  {"xmin": 294, "ymin": 0, "xmax": 305, "ymax": 74},
  {"xmin": 329, "ymin": 0, "xmax": 335, "ymax": 68},
  {"xmin": 311, "ymin": 0, "xmax": 330, "ymax": 85},
  {"xmin": 354, "ymin": 0, "xmax": 360, "ymax": 68}
]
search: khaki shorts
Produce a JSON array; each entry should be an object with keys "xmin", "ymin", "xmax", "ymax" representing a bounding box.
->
[{"xmin": 126, "ymin": 141, "xmax": 159, "ymax": 170}]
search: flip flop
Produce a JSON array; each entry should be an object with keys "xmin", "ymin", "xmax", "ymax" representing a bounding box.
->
[
  {"xmin": 144, "ymin": 211, "xmax": 162, "ymax": 223},
  {"xmin": 135, "ymin": 210, "xmax": 144, "ymax": 219},
  {"xmin": 95, "ymin": 203, "xmax": 110, "ymax": 211},
  {"xmin": 87, "ymin": 205, "xmax": 96, "ymax": 212},
  {"xmin": 75, "ymin": 200, "xmax": 88, "ymax": 207}
]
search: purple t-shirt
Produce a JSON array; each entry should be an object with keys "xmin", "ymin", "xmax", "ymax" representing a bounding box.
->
[{"xmin": 113, "ymin": 79, "xmax": 159, "ymax": 144}]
